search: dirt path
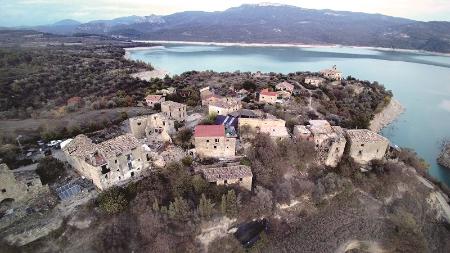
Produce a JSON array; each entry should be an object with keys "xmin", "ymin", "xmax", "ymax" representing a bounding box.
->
[{"xmin": 336, "ymin": 240, "xmax": 387, "ymax": 253}]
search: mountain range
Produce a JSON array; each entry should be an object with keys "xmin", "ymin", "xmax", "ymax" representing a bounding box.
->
[{"xmin": 15, "ymin": 3, "xmax": 450, "ymax": 53}]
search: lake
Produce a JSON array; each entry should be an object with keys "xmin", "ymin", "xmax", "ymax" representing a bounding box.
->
[{"xmin": 128, "ymin": 43, "xmax": 450, "ymax": 186}]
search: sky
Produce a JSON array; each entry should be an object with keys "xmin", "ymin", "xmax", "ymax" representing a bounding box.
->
[{"xmin": 1, "ymin": 0, "xmax": 450, "ymax": 27}]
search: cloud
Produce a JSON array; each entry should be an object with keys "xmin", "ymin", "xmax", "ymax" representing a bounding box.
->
[{"xmin": 440, "ymin": 100, "xmax": 450, "ymax": 112}]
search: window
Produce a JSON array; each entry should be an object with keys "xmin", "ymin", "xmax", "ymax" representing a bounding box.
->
[
  {"xmin": 131, "ymin": 172, "xmax": 135, "ymax": 177},
  {"xmin": 239, "ymin": 178, "xmax": 243, "ymax": 182},
  {"xmin": 206, "ymin": 139, "xmax": 210, "ymax": 143},
  {"xmin": 101, "ymin": 165, "xmax": 110, "ymax": 174},
  {"xmin": 115, "ymin": 160, "xmax": 117, "ymax": 164},
  {"xmin": 1, "ymin": 189, "xmax": 6, "ymax": 193},
  {"xmin": 361, "ymin": 144, "xmax": 365, "ymax": 147},
  {"xmin": 27, "ymin": 182, "xmax": 33, "ymax": 187},
  {"xmin": 224, "ymin": 180, "xmax": 228, "ymax": 185},
  {"xmin": 215, "ymin": 138, "xmax": 219, "ymax": 143},
  {"xmin": 163, "ymin": 121, "xmax": 165, "ymax": 126},
  {"xmin": 358, "ymin": 150, "xmax": 362, "ymax": 155},
  {"xmin": 137, "ymin": 122, "xmax": 141, "ymax": 126},
  {"xmin": 146, "ymin": 154, "xmax": 151, "ymax": 161},
  {"xmin": 214, "ymin": 146, "xmax": 217, "ymax": 149}
]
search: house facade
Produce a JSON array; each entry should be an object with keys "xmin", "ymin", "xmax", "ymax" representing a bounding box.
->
[
  {"xmin": 346, "ymin": 129, "xmax": 389, "ymax": 164},
  {"xmin": 194, "ymin": 125, "xmax": 236, "ymax": 159},
  {"xmin": 305, "ymin": 76, "xmax": 326, "ymax": 87},
  {"xmin": 200, "ymin": 164, "xmax": 253, "ymax": 190},
  {"xmin": 129, "ymin": 113, "xmax": 175, "ymax": 142},
  {"xmin": 62, "ymin": 134, "xmax": 151, "ymax": 190},
  {"xmin": 320, "ymin": 65, "xmax": 343, "ymax": 81},
  {"xmin": 259, "ymin": 89, "xmax": 278, "ymax": 104},
  {"xmin": 239, "ymin": 117, "xmax": 289, "ymax": 140},
  {"xmin": 145, "ymin": 95, "xmax": 165, "ymax": 107},
  {"xmin": 161, "ymin": 101, "xmax": 187, "ymax": 121},
  {"xmin": 297, "ymin": 120, "xmax": 347, "ymax": 167}
]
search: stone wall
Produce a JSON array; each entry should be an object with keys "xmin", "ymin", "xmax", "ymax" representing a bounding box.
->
[
  {"xmin": 347, "ymin": 139, "xmax": 389, "ymax": 164},
  {"xmin": 195, "ymin": 136, "xmax": 236, "ymax": 159}
]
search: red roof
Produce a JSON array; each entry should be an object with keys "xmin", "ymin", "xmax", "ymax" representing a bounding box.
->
[
  {"xmin": 146, "ymin": 95, "xmax": 163, "ymax": 102},
  {"xmin": 260, "ymin": 88, "xmax": 277, "ymax": 97},
  {"xmin": 194, "ymin": 125, "xmax": 225, "ymax": 137}
]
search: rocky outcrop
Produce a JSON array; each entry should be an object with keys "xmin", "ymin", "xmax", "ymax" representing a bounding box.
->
[
  {"xmin": 438, "ymin": 141, "xmax": 450, "ymax": 169},
  {"xmin": 369, "ymin": 98, "xmax": 404, "ymax": 133}
]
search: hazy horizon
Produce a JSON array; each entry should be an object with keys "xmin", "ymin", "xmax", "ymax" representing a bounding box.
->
[{"xmin": 1, "ymin": 0, "xmax": 450, "ymax": 27}]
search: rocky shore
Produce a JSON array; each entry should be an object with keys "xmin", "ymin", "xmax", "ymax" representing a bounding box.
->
[
  {"xmin": 369, "ymin": 98, "xmax": 405, "ymax": 133},
  {"xmin": 130, "ymin": 69, "xmax": 170, "ymax": 80},
  {"xmin": 438, "ymin": 141, "xmax": 450, "ymax": 169}
]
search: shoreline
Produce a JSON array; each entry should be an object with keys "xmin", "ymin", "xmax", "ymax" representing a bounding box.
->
[
  {"xmin": 131, "ymin": 40, "xmax": 450, "ymax": 57},
  {"xmin": 369, "ymin": 98, "xmax": 405, "ymax": 133}
]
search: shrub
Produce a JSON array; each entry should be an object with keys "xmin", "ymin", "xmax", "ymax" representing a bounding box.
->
[
  {"xmin": 36, "ymin": 157, "xmax": 66, "ymax": 185},
  {"xmin": 98, "ymin": 186, "xmax": 129, "ymax": 214}
]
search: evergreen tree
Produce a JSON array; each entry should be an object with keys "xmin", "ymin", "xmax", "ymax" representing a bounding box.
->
[{"xmin": 198, "ymin": 194, "xmax": 215, "ymax": 219}]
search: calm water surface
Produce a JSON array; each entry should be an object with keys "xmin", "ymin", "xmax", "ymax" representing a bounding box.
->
[{"xmin": 129, "ymin": 44, "xmax": 450, "ymax": 186}]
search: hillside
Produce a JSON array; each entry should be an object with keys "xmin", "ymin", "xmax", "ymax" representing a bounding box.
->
[{"xmin": 26, "ymin": 4, "xmax": 450, "ymax": 53}]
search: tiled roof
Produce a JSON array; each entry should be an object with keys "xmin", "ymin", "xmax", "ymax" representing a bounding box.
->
[
  {"xmin": 308, "ymin": 120, "xmax": 334, "ymax": 135},
  {"xmin": 209, "ymin": 97, "xmax": 241, "ymax": 108},
  {"xmin": 346, "ymin": 129, "xmax": 388, "ymax": 143},
  {"xmin": 201, "ymin": 165, "xmax": 252, "ymax": 182},
  {"xmin": 146, "ymin": 95, "xmax": 163, "ymax": 102},
  {"xmin": 194, "ymin": 125, "xmax": 225, "ymax": 137},
  {"xmin": 62, "ymin": 135, "xmax": 97, "ymax": 159},
  {"xmin": 260, "ymin": 88, "xmax": 277, "ymax": 97},
  {"xmin": 63, "ymin": 134, "xmax": 141, "ymax": 165},
  {"xmin": 276, "ymin": 81, "xmax": 294, "ymax": 90},
  {"xmin": 161, "ymin": 100, "xmax": 185, "ymax": 108},
  {"xmin": 97, "ymin": 134, "xmax": 141, "ymax": 159}
]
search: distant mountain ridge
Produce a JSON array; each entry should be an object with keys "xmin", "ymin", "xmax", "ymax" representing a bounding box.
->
[{"xmin": 18, "ymin": 4, "xmax": 450, "ymax": 53}]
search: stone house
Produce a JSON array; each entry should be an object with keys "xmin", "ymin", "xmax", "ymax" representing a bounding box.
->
[
  {"xmin": 0, "ymin": 163, "xmax": 48, "ymax": 204},
  {"xmin": 346, "ymin": 129, "xmax": 389, "ymax": 164},
  {"xmin": 236, "ymin": 89, "xmax": 249, "ymax": 98},
  {"xmin": 156, "ymin": 87, "xmax": 176, "ymax": 95},
  {"xmin": 305, "ymin": 76, "xmax": 326, "ymax": 87},
  {"xmin": 276, "ymin": 81, "xmax": 295, "ymax": 94},
  {"xmin": 293, "ymin": 125, "xmax": 314, "ymax": 141},
  {"xmin": 297, "ymin": 120, "xmax": 347, "ymax": 167},
  {"xmin": 259, "ymin": 88, "xmax": 278, "ymax": 104},
  {"xmin": 239, "ymin": 117, "xmax": 289, "ymax": 140},
  {"xmin": 194, "ymin": 125, "xmax": 236, "ymax": 159},
  {"xmin": 129, "ymin": 113, "xmax": 175, "ymax": 142},
  {"xmin": 200, "ymin": 164, "xmax": 253, "ymax": 190},
  {"xmin": 320, "ymin": 65, "xmax": 343, "ymax": 81},
  {"xmin": 145, "ymin": 95, "xmax": 165, "ymax": 107},
  {"xmin": 161, "ymin": 101, "xmax": 187, "ymax": 121},
  {"xmin": 62, "ymin": 134, "xmax": 151, "ymax": 190},
  {"xmin": 208, "ymin": 97, "xmax": 242, "ymax": 116}
]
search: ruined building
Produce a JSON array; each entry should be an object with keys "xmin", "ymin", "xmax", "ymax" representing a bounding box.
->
[
  {"xmin": 320, "ymin": 65, "xmax": 343, "ymax": 81},
  {"xmin": 295, "ymin": 120, "xmax": 346, "ymax": 167},
  {"xmin": 0, "ymin": 163, "xmax": 48, "ymax": 204},
  {"xmin": 199, "ymin": 164, "xmax": 253, "ymax": 190},
  {"xmin": 346, "ymin": 129, "xmax": 389, "ymax": 164},
  {"xmin": 161, "ymin": 100, "xmax": 187, "ymax": 121},
  {"xmin": 239, "ymin": 117, "xmax": 289, "ymax": 140},
  {"xmin": 129, "ymin": 113, "xmax": 175, "ymax": 142},
  {"xmin": 62, "ymin": 134, "xmax": 151, "ymax": 190},
  {"xmin": 208, "ymin": 97, "xmax": 242, "ymax": 116},
  {"xmin": 194, "ymin": 125, "xmax": 236, "ymax": 159}
]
